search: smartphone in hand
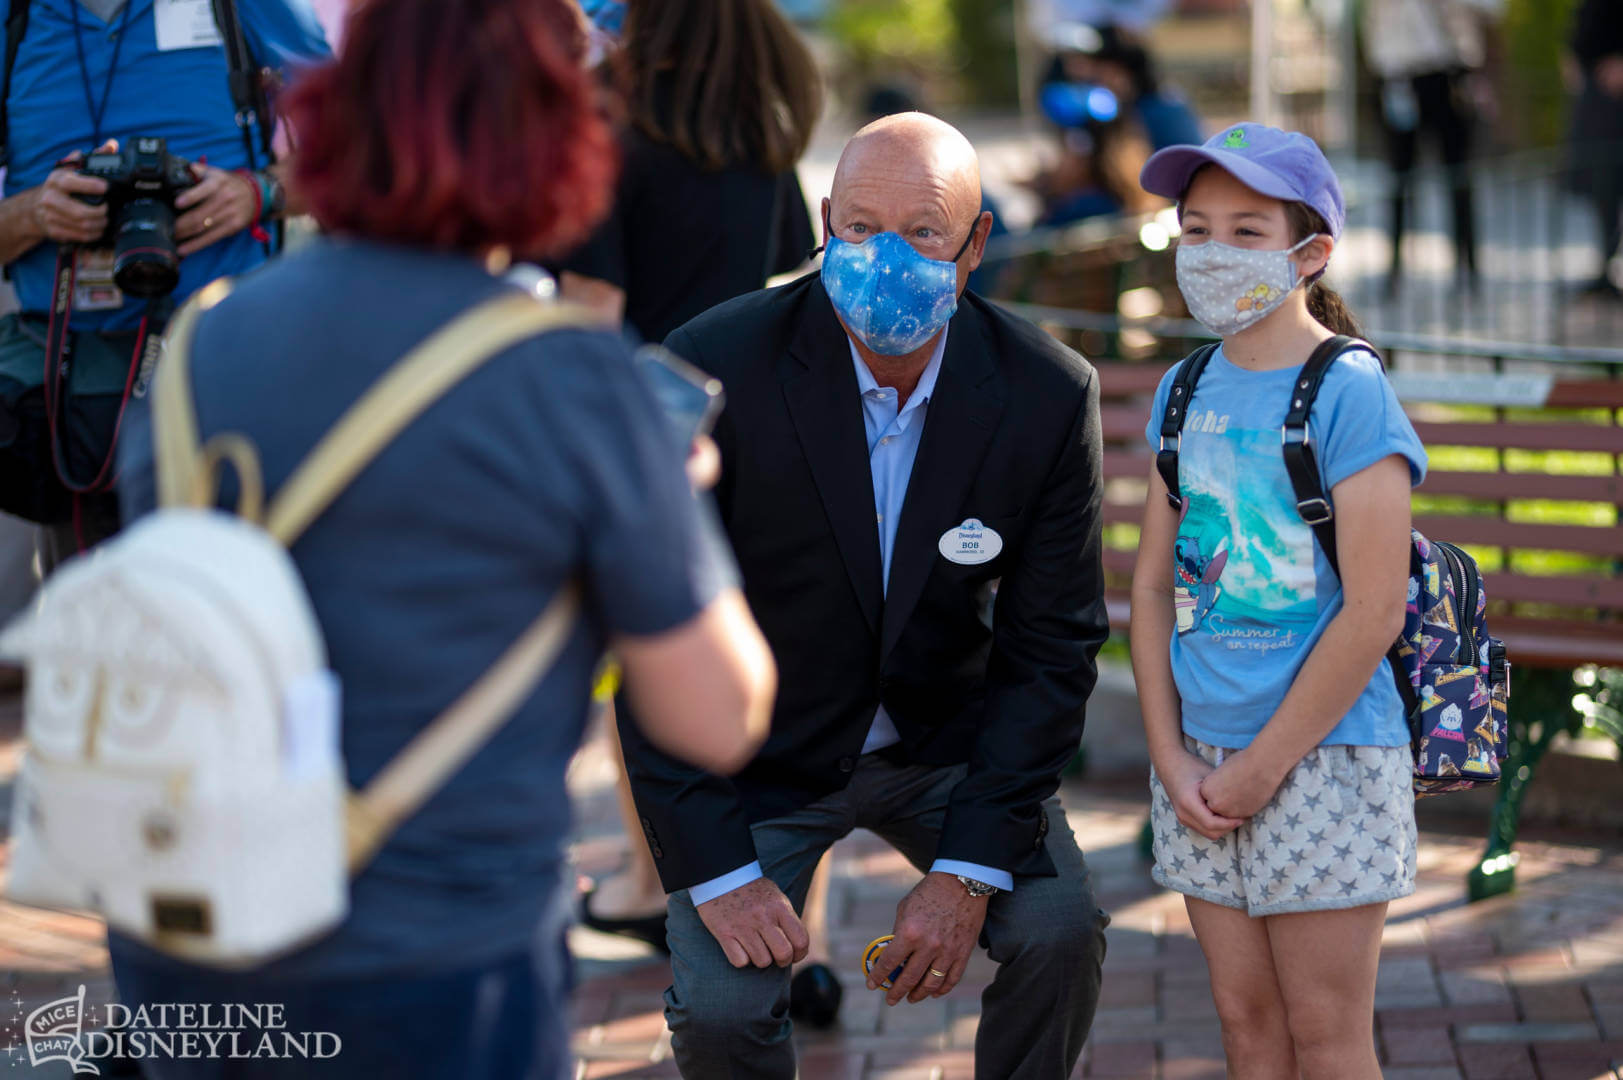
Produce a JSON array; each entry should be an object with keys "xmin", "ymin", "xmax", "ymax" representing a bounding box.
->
[{"xmin": 634, "ymin": 345, "xmax": 726, "ymax": 446}]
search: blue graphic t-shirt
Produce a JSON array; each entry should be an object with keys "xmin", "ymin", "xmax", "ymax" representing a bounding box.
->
[{"xmin": 1144, "ymin": 344, "xmax": 1427, "ymax": 748}]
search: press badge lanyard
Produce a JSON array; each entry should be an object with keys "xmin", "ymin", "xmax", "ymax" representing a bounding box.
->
[{"xmin": 71, "ymin": 0, "xmax": 136, "ymax": 147}]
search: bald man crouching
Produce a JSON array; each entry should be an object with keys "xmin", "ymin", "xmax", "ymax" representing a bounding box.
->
[{"xmin": 615, "ymin": 113, "xmax": 1111, "ymax": 1079}]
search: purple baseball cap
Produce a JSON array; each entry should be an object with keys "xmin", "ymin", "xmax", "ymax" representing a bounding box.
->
[{"xmin": 1139, "ymin": 123, "xmax": 1345, "ymax": 240}]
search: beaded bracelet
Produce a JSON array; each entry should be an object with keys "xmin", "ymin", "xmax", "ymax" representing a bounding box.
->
[{"xmin": 232, "ymin": 169, "xmax": 271, "ymax": 245}]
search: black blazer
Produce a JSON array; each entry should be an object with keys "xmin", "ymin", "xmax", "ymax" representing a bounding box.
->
[{"xmin": 618, "ymin": 273, "xmax": 1109, "ymax": 892}]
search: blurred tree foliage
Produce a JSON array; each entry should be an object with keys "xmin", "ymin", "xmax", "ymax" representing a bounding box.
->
[
  {"xmin": 946, "ymin": 0, "xmax": 1020, "ymax": 106},
  {"xmin": 827, "ymin": 0, "xmax": 957, "ymax": 82},
  {"xmin": 825, "ymin": 0, "xmax": 1020, "ymax": 106},
  {"xmin": 1500, "ymin": 0, "xmax": 1580, "ymax": 147}
]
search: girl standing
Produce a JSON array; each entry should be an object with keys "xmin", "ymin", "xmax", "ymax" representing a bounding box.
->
[{"xmin": 1130, "ymin": 124, "xmax": 1426, "ymax": 1079}]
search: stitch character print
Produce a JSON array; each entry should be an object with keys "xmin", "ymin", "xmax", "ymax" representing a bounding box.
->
[{"xmin": 1173, "ymin": 499, "xmax": 1229, "ymax": 633}]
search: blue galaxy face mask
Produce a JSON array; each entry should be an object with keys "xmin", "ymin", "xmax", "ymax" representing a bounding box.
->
[{"xmin": 820, "ymin": 216, "xmax": 973, "ymax": 355}]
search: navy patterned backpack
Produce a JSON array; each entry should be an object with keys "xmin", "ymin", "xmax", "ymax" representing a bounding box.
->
[{"xmin": 1157, "ymin": 336, "xmax": 1511, "ymax": 796}]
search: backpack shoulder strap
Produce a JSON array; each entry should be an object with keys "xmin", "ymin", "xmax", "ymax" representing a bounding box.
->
[
  {"xmin": 344, "ymin": 578, "xmax": 581, "ymax": 871},
  {"xmin": 1280, "ymin": 334, "xmax": 1375, "ymax": 576},
  {"xmin": 1154, "ymin": 341, "xmax": 1219, "ymax": 510},
  {"xmin": 263, "ymin": 293, "xmax": 596, "ymax": 547},
  {"xmin": 0, "ymin": 0, "xmax": 33, "ymax": 169},
  {"xmin": 154, "ymin": 280, "xmax": 235, "ymax": 512}
]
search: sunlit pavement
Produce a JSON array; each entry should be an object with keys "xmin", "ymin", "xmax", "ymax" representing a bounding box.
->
[
  {"xmin": 1, "ymin": 697, "xmax": 1620, "ymax": 1079},
  {"xmin": 564, "ymin": 718, "xmax": 1623, "ymax": 1080}
]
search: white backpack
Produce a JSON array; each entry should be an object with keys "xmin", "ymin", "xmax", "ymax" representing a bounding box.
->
[{"xmin": 0, "ymin": 281, "xmax": 594, "ymax": 967}]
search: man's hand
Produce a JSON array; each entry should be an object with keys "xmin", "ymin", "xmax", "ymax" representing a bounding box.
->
[
  {"xmin": 31, "ymin": 146, "xmax": 115, "ymax": 245},
  {"xmin": 873, "ymin": 872, "xmax": 988, "ymax": 1005},
  {"xmin": 174, "ymin": 166, "xmax": 259, "ymax": 256},
  {"xmin": 1155, "ymin": 747, "xmax": 1246, "ymax": 841},
  {"xmin": 696, "ymin": 877, "xmax": 810, "ymax": 969},
  {"xmin": 1197, "ymin": 747, "xmax": 1291, "ymax": 821}
]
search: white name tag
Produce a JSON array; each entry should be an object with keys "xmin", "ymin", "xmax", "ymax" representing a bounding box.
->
[
  {"xmin": 154, "ymin": 0, "xmax": 224, "ymax": 52},
  {"xmin": 938, "ymin": 518, "xmax": 1003, "ymax": 566}
]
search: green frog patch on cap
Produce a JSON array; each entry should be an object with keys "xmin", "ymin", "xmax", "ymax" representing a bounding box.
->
[{"xmin": 1222, "ymin": 127, "xmax": 1250, "ymax": 149}]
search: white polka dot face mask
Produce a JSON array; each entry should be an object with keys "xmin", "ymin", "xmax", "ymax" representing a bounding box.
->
[{"xmin": 1174, "ymin": 234, "xmax": 1319, "ymax": 338}]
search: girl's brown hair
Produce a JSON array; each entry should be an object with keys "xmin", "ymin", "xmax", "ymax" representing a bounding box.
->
[
  {"xmin": 619, "ymin": 0, "xmax": 822, "ymax": 174},
  {"xmin": 1285, "ymin": 201, "xmax": 1363, "ymax": 338}
]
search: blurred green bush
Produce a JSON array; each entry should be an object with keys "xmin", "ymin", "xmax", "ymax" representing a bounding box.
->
[{"xmin": 825, "ymin": 0, "xmax": 1020, "ymax": 106}]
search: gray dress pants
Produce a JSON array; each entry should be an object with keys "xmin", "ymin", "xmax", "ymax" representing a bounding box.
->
[{"xmin": 661, "ymin": 754, "xmax": 1110, "ymax": 1079}]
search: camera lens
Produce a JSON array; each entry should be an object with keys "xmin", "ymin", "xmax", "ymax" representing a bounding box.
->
[{"xmin": 111, "ymin": 198, "xmax": 182, "ymax": 298}]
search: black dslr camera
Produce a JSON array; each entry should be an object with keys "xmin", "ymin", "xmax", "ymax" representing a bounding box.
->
[{"xmin": 76, "ymin": 136, "xmax": 198, "ymax": 299}]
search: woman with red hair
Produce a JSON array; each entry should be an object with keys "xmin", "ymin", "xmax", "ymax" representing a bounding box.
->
[{"xmin": 103, "ymin": 1, "xmax": 776, "ymax": 1076}]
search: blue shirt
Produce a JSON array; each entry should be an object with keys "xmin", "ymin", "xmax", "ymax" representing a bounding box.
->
[
  {"xmin": 3, "ymin": 0, "xmax": 329, "ymax": 330},
  {"xmin": 107, "ymin": 238, "xmax": 730, "ymax": 979},
  {"xmin": 1136, "ymin": 92, "xmax": 1203, "ymax": 150},
  {"xmin": 1144, "ymin": 344, "xmax": 1427, "ymax": 749},
  {"xmin": 689, "ymin": 328, "xmax": 1014, "ymax": 905}
]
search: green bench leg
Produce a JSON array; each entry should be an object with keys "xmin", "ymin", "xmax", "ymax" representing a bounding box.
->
[{"xmin": 1467, "ymin": 668, "xmax": 1581, "ymax": 903}]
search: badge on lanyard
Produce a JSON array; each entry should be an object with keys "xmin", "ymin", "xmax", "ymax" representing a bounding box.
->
[
  {"xmin": 154, "ymin": 0, "xmax": 224, "ymax": 51},
  {"xmin": 938, "ymin": 518, "xmax": 1003, "ymax": 566},
  {"xmin": 73, "ymin": 248, "xmax": 125, "ymax": 312}
]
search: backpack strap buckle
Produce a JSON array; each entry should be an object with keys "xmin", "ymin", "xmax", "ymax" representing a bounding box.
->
[
  {"xmin": 1156, "ymin": 434, "xmax": 1182, "ymax": 510},
  {"xmin": 1280, "ymin": 419, "xmax": 1313, "ymax": 447},
  {"xmin": 1295, "ymin": 497, "xmax": 1334, "ymax": 525}
]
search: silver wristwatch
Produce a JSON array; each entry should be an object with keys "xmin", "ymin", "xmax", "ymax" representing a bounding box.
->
[{"xmin": 956, "ymin": 874, "xmax": 999, "ymax": 897}]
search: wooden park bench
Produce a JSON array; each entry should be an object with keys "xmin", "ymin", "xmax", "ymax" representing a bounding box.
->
[{"xmin": 1076, "ymin": 333, "xmax": 1623, "ymax": 900}]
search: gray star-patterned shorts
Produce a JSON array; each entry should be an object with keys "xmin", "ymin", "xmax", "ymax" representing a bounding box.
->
[{"xmin": 1149, "ymin": 737, "xmax": 1418, "ymax": 916}]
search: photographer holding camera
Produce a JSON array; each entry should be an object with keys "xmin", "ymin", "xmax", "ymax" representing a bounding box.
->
[{"xmin": 0, "ymin": 0, "xmax": 327, "ymax": 559}]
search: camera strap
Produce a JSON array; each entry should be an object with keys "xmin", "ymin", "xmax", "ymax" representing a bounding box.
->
[
  {"xmin": 43, "ymin": 246, "xmax": 153, "ymax": 518},
  {"xmin": 211, "ymin": 0, "xmax": 280, "ymax": 255}
]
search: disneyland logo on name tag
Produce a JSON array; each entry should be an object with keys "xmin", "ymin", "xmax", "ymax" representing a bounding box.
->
[{"xmin": 938, "ymin": 518, "xmax": 1002, "ymax": 566}]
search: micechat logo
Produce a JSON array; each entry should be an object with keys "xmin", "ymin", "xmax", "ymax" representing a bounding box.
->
[{"xmin": 24, "ymin": 984, "xmax": 98, "ymax": 1075}]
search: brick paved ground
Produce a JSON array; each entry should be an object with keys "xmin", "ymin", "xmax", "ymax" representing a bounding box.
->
[
  {"xmin": 565, "ymin": 723, "xmax": 1623, "ymax": 1080},
  {"xmin": 2, "ymin": 699, "xmax": 1621, "ymax": 1079}
]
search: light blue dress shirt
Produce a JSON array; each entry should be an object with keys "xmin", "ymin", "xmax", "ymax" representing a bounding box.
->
[{"xmin": 688, "ymin": 329, "xmax": 1014, "ymax": 906}]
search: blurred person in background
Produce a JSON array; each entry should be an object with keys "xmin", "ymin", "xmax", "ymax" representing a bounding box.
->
[
  {"xmin": 1361, "ymin": 0, "xmax": 1502, "ymax": 294},
  {"xmin": 557, "ymin": 0, "xmax": 823, "ymax": 984},
  {"xmin": 1039, "ymin": 23, "xmax": 1201, "ymax": 152},
  {"xmin": 105, "ymin": 1, "xmax": 776, "ymax": 1076},
  {"xmin": 0, "ymin": 0, "xmax": 327, "ymax": 560},
  {"xmin": 1569, "ymin": 0, "xmax": 1623, "ymax": 299},
  {"xmin": 1027, "ymin": 23, "xmax": 1197, "ymax": 228},
  {"xmin": 555, "ymin": 0, "xmax": 821, "ymax": 343}
]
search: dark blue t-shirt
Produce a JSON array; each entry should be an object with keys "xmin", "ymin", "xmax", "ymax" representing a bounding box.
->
[{"xmin": 110, "ymin": 238, "xmax": 729, "ymax": 979}]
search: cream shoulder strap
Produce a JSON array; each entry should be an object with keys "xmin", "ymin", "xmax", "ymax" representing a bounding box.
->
[{"xmin": 152, "ymin": 282, "xmax": 600, "ymax": 872}]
